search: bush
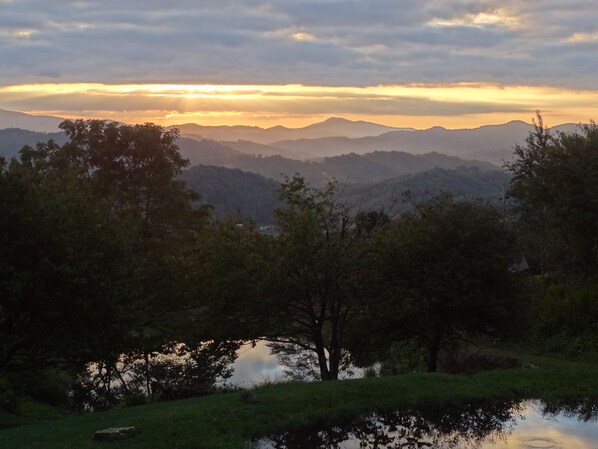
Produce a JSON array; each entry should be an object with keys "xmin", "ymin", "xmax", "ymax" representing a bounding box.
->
[
  {"xmin": 531, "ymin": 278, "xmax": 598, "ymax": 358},
  {"xmin": 6, "ymin": 369, "xmax": 73, "ymax": 407},
  {"xmin": 123, "ymin": 391, "xmax": 147, "ymax": 407},
  {"xmin": 0, "ymin": 378, "xmax": 17, "ymax": 412},
  {"xmin": 440, "ymin": 351, "xmax": 520, "ymax": 374}
]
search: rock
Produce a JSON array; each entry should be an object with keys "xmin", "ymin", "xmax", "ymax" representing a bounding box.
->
[{"xmin": 93, "ymin": 427, "xmax": 137, "ymax": 442}]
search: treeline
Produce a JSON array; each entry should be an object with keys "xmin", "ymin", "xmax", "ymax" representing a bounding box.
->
[{"xmin": 1, "ymin": 115, "xmax": 597, "ymax": 412}]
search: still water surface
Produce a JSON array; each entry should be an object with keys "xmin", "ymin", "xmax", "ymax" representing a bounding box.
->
[
  {"xmin": 254, "ymin": 400, "xmax": 598, "ymax": 449},
  {"xmin": 227, "ymin": 341, "xmax": 363, "ymax": 386}
]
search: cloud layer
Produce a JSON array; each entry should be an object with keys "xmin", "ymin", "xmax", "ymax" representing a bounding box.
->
[{"xmin": 1, "ymin": 1, "xmax": 597, "ymax": 88}]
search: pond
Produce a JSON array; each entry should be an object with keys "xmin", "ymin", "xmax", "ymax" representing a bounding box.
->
[
  {"xmin": 226, "ymin": 341, "xmax": 364, "ymax": 386},
  {"xmin": 253, "ymin": 399, "xmax": 598, "ymax": 449},
  {"xmin": 226, "ymin": 341, "xmax": 286, "ymax": 386}
]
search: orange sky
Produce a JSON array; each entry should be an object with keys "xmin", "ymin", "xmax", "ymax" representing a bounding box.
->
[{"xmin": 1, "ymin": 82, "xmax": 597, "ymax": 129}]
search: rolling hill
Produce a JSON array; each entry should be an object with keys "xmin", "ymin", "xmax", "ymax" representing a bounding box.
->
[
  {"xmin": 343, "ymin": 166, "xmax": 509, "ymax": 214},
  {"xmin": 177, "ymin": 137, "xmax": 498, "ymax": 186},
  {"xmin": 180, "ymin": 165, "xmax": 281, "ymax": 224},
  {"xmin": 179, "ymin": 164, "xmax": 509, "ymax": 224}
]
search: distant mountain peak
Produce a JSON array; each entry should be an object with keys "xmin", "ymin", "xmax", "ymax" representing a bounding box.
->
[
  {"xmin": 177, "ymin": 116, "xmax": 405, "ymax": 145},
  {"xmin": 321, "ymin": 117, "xmax": 353, "ymax": 123}
]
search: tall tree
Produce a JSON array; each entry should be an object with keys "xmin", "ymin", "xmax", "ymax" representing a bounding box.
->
[
  {"xmin": 0, "ymin": 159, "xmax": 133, "ymax": 371},
  {"xmin": 3, "ymin": 120, "xmax": 214, "ymax": 374},
  {"xmin": 506, "ymin": 114, "xmax": 598, "ymax": 274},
  {"xmin": 368, "ymin": 195, "xmax": 519, "ymax": 372},
  {"xmin": 265, "ymin": 176, "xmax": 370, "ymax": 380}
]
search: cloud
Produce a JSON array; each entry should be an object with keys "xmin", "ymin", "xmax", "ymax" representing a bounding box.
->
[
  {"xmin": 0, "ymin": 1, "xmax": 597, "ymax": 129},
  {"xmin": 4, "ymin": 82, "xmax": 596, "ymax": 123},
  {"xmin": 0, "ymin": 1, "xmax": 596, "ymax": 90}
]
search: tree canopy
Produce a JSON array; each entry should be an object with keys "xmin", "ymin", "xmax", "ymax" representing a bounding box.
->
[
  {"xmin": 506, "ymin": 114, "xmax": 598, "ymax": 274},
  {"xmin": 361, "ymin": 195, "xmax": 519, "ymax": 371},
  {"xmin": 262, "ymin": 176, "xmax": 372, "ymax": 380}
]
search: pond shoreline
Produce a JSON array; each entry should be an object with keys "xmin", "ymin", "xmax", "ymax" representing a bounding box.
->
[{"xmin": 2, "ymin": 350, "xmax": 598, "ymax": 449}]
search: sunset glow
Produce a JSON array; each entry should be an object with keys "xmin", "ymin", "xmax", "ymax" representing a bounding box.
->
[
  {"xmin": 1, "ymin": 2, "xmax": 597, "ymax": 129},
  {"xmin": 2, "ymin": 82, "xmax": 597, "ymax": 128}
]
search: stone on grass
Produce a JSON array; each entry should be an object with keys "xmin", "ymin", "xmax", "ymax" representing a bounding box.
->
[{"xmin": 93, "ymin": 426, "xmax": 137, "ymax": 442}]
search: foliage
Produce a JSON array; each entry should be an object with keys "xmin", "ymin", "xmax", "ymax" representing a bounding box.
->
[
  {"xmin": 506, "ymin": 114, "xmax": 598, "ymax": 274},
  {"xmin": 344, "ymin": 166, "xmax": 508, "ymax": 214},
  {"xmin": 439, "ymin": 351, "xmax": 520, "ymax": 374},
  {"xmin": 0, "ymin": 158, "xmax": 134, "ymax": 371},
  {"xmin": 0, "ymin": 129, "xmax": 68, "ymax": 160},
  {"xmin": 71, "ymin": 341, "xmax": 239, "ymax": 411},
  {"xmin": 189, "ymin": 218, "xmax": 272, "ymax": 341},
  {"xmin": 264, "ymin": 175, "xmax": 371, "ymax": 380},
  {"xmin": 181, "ymin": 165, "xmax": 280, "ymax": 225},
  {"xmin": 530, "ymin": 278, "xmax": 598, "ymax": 358},
  {"xmin": 1, "ymin": 119, "xmax": 233, "ymax": 411},
  {"xmin": 363, "ymin": 194, "xmax": 519, "ymax": 371}
]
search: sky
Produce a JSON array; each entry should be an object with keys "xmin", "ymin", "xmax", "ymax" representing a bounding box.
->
[{"xmin": 1, "ymin": 0, "xmax": 597, "ymax": 129}]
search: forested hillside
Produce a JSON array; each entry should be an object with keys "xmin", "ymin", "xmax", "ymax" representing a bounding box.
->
[
  {"xmin": 180, "ymin": 164, "xmax": 508, "ymax": 224},
  {"xmin": 344, "ymin": 166, "xmax": 508, "ymax": 213},
  {"xmin": 177, "ymin": 137, "xmax": 498, "ymax": 185},
  {"xmin": 181, "ymin": 165, "xmax": 281, "ymax": 223}
]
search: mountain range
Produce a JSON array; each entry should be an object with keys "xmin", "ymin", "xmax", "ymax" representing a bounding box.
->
[
  {"xmin": 261, "ymin": 121, "xmax": 579, "ymax": 163},
  {"xmin": 0, "ymin": 108, "xmax": 580, "ymax": 166},
  {"xmin": 181, "ymin": 164, "xmax": 508, "ymax": 224},
  {"xmin": 0, "ymin": 108, "xmax": 521, "ymax": 225},
  {"xmin": 175, "ymin": 117, "xmax": 409, "ymax": 144},
  {"xmin": 175, "ymin": 136, "xmax": 497, "ymax": 186}
]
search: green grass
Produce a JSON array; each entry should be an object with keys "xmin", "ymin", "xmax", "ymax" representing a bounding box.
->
[{"xmin": 1, "ymin": 351, "xmax": 598, "ymax": 449}]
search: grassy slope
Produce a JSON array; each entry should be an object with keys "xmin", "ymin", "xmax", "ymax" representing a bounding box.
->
[{"xmin": 1, "ymin": 352, "xmax": 598, "ymax": 449}]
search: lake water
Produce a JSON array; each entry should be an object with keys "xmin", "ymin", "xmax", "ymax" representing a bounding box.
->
[
  {"xmin": 227, "ymin": 341, "xmax": 286, "ymax": 386},
  {"xmin": 226, "ymin": 341, "xmax": 364, "ymax": 386},
  {"xmin": 253, "ymin": 399, "xmax": 598, "ymax": 449}
]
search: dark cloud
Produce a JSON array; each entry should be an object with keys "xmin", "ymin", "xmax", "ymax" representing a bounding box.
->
[{"xmin": 0, "ymin": 1, "xmax": 596, "ymax": 89}]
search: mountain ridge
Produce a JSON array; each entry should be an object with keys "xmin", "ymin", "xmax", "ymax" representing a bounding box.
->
[
  {"xmin": 269, "ymin": 121, "xmax": 580, "ymax": 163},
  {"xmin": 0, "ymin": 109, "xmax": 65, "ymax": 133},
  {"xmin": 174, "ymin": 116, "xmax": 406, "ymax": 143}
]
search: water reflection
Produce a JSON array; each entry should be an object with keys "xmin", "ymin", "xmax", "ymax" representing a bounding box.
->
[
  {"xmin": 227, "ymin": 341, "xmax": 286, "ymax": 387},
  {"xmin": 227, "ymin": 341, "xmax": 363, "ymax": 387},
  {"xmin": 255, "ymin": 399, "xmax": 598, "ymax": 449}
]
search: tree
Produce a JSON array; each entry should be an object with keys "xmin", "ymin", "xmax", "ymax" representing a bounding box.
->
[
  {"xmin": 264, "ymin": 176, "xmax": 371, "ymax": 380},
  {"xmin": 2, "ymin": 120, "xmax": 231, "ymax": 406},
  {"xmin": 189, "ymin": 218, "xmax": 272, "ymax": 342},
  {"xmin": 505, "ymin": 113, "xmax": 598, "ymax": 274},
  {"xmin": 0, "ymin": 159, "xmax": 134, "ymax": 371},
  {"xmin": 368, "ymin": 195, "xmax": 519, "ymax": 372}
]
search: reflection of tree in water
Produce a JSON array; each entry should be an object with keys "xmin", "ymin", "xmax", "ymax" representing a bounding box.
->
[
  {"xmin": 260, "ymin": 400, "xmax": 523, "ymax": 449},
  {"xmin": 541, "ymin": 398, "xmax": 598, "ymax": 422}
]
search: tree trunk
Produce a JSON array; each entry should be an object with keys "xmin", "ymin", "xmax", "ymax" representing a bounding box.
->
[
  {"xmin": 314, "ymin": 339, "xmax": 331, "ymax": 380},
  {"xmin": 328, "ymin": 347, "xmax": 340, "ymax": 381},
  {"xmin": 328, "ymin": 318, "xmax": 341, "ymax": 380}
]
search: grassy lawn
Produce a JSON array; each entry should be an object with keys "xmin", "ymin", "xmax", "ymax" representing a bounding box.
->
[{"xmin": 1, "ymin": 351, "xmax": 598, "ymax": 449}]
